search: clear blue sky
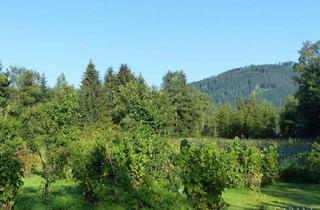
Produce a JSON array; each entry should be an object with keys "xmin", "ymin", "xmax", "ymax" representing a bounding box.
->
[{"xmin": 0, "ymin": 0, "xmax": 319, "ymax": 87}]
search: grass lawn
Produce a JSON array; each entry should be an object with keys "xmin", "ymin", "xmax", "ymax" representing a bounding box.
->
[
  {"xmin": 15, "ymin": 176, "xmax": 320, "ymax": 210},
  {"xmin": 224, "ymin": 184, "xmax": 320, "ymax": 209},
  {"xmin": 14, "ymin": 176, "xmax": 126, "ymax": 210}
]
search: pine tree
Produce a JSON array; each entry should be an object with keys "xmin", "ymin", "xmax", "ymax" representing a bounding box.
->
[
  {"xmin": 162, "ymin": 70, "xmax": 203, "ymax": 136},
  {"xmin": 0, "ymin": 66, "xmax": 11, "ymax": 108},
  {"xmin": 246, "ymin": 96, "xmax": 256, "ymax": 138},
  {"xmin": 79, "ymin": 61, "xmax": 104, "ymax": 124},
  {"xmin": 39, "ymin": 72, "xmax": 49, "ymax": 101},
  {"xmin": 118, "ymin": 64, "xmax": 135, "ymax": 86},
  {"xmin": 236, "ymin": 97, "xmax": 246, "ymax": 137}
]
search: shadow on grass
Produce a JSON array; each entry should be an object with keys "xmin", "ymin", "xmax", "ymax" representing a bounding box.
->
[
  {"xmin": 14, "ymin": 176, "xmax": 127, "ymax": 210},
  {"xmin": 15, "ymin": 178, "xmax": 87, "ymax": 210},
  {"xmin": 262, "ymin": 183, "xmax": 320, "ymax": 208}
]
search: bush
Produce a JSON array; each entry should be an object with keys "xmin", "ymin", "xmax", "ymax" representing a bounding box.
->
[
  {"xmin": 261, "ymin": 143, "xmax": 279, "ymax": 185},
  {"xmin": 179, "ymin": 140, "xmax": 240, "ymax": 209},
  {"xmin": 111, "ymin": 131, "xmax": 181, "ymax": 209},
  {"xmin": 0, "ymin": 115, "xmax": 24, "ymax": 210},
  {"xmin": 129, "ymin": 176, "xmax": 182, "ymax": 209},
  {"xmin": 0, "ymin": 151, "xmax": 24, "ymax": 210},
  {"xmin": 305, "ymin": 142, "xmax": 320, "ymax": 183},
  {"xmin": 225, "ymin": 139, "xmax": 262, "ymax": 190},
  {"xmin": 279, "ymin": 143, "xmax": 319, "ymax": 183},
  {"xmin": 69, "ymin": 135, "xmax": 115, "ymax": 203}
]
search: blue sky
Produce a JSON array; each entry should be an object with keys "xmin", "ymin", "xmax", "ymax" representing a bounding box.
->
[{"xmin": 0, "ymin": 0, "xmax": 319, "ymax": 87}]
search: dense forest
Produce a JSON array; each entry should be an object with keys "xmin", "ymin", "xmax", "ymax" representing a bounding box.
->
[
  {"xmin": 191, "ymin": 62, "xmax": 297, "ymax": 106},
  {"xmin": 0, "ymin": 41, "xmax": 320, "ymax": 209}
]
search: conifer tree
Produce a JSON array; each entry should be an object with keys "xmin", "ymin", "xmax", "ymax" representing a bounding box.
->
[
  {"xmin": 118, "ymin": 64, "xmax": 135, "ymax": 86},
  {"xmin": 0, "ymin": 66, "xmax": 11, "ymax": 107},
  {"xmin": 79, "ymin": 61, "xmax": 104, "ymax": 124}
]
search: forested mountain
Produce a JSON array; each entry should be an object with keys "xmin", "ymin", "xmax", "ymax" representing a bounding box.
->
[{"xmin": 190, "ymin": 62, "xmax": 297, "ymax": 106}]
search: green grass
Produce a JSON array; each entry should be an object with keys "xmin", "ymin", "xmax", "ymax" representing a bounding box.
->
[
  {"xmin": 223, "ymin": 183, "xmax": 320, "ymax": 209},
  {"xmin": 15, "ymin": 176, "xmax": 320, "ymax": 210},
  {"xmin": 14, "ymin": 176, "xmax": 126, "ymax": 210}
]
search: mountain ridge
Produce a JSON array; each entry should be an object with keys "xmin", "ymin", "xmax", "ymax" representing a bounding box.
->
[{"xmin": 190, "ymin": 62, "xmax": 297, "ymax": 106}]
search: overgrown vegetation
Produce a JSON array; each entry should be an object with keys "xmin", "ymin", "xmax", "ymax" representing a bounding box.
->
[{"xmin": 0, "ymin": 41, "xmax": 320, "ymax": 209}]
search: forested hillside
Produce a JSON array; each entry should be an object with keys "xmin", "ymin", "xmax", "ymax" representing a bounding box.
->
[{"xmin": 191, "ymin": 62, "xmax": 297, "ymax": 106}]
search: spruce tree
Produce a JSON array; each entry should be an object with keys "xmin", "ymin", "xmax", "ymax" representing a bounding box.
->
[
  {"xmin": 118, "ymin": 64, "xmax": 135, "ymax": 86},
  {"xmin": 79, "ymin": 61, "xmax": 104, "ymax": 124},
  {"xmin": 0, "ymin": 66, "xmax": 11, "ymax": 108}
]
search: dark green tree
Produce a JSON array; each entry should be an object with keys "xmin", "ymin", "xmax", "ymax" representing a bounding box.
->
[
  {"xmin": 117, "ymin": 64, "xmax": 135, "ymax": 86},
  {"xmin": 0, "ymin": 66, "xmax": 11, "ymax": 108},
  {"xmin": 79, "ymin": 61, "xmax": 104, "ymax": 124},
  {"xmin": 279, "ymin": 96, "xmax": 299, "ymax": 138},
  {"xmin": 294, "ymin": 41, "xmax": 320, "ymax": 137}
]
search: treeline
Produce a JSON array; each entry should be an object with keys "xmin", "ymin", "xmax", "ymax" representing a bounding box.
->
[
  {"xmin": 0, "ymin": 62, "xmax": 279, "ymax": 139},
  {"xmin": 0, "ymin": 54, "xmax": 317, "ymax": 140},
  {"xmin": 0, "ymin": 40, "xmax": 320, "ymax": 209}
]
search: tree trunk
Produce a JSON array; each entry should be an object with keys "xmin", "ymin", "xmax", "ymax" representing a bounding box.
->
[{"xmin": 43, "ymin": 180, "xmax": 50, "ymax": 205}]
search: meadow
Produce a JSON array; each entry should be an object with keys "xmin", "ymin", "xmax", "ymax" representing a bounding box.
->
[{"xmin": 15, "ymin": 174, "xmax": 320, "ymax": 209}]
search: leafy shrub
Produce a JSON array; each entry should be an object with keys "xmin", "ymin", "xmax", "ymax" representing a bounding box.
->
[
  {"xmin": 261, "ymin": 143, "xmax": 279, "ymax": 185},
  {"xmin": 225, "ymin": 139, "xmax": 262, "ymax": 190},
  {"xmin": 0, "ymin": 116, "xmax": 24, "ymax": 210},
  {"xmin": 129, "ymin": 176, "xmax": 182, "ymax": 209},
  {"xmin": 111, "ymin": 131, "xmax": 181, "ymax": 209},
  {"xmin": 179, "ymin": 139, "xmax": 240, "ymax": 209},
  {"xmin": 69, "ymin": 135, "xmax": 115, "ymax": 203},
  {"xmin": 0, "ymin": 151, "xmax": 24, "ymax": 210},
  {"xmin": 305, "ymin": 142, "xmax": 320, "ymax": 183},
  {"xmin": 279, "ymin": 143, "xmax": 318, "ymax": 183}
]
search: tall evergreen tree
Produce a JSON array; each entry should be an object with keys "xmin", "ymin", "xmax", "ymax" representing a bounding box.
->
[
  {"xmin": 236, "ymin": 97, "xmax": 246, "ymax": 137},
  {"xmin": 0, "ymin": 66, "xmax": 11, "ymax": 108},
  {"xmin": 118, "ymin": 64, "xmax": 135, "ymax": 86},
  {"xmin": 39, "ymin": 72, "xmax": 49, "ymax": 102},
  {"xmin": 79, "ymin": 61, "xmax": 104, "ymax": 124},
  {"xmin": 162, "ymin": 70, "xmax": 204, "ymax": 136},
  {"xmin": 294, "ymin": 41, "xmax": 320, "ymax": 137}
]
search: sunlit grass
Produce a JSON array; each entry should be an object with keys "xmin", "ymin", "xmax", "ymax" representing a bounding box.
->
[
  {"xmin": 15, "ymin": 175, "xmax": 320, "ymax": 210},
  {"xmin": 223, "ymin": 183, "xmax": 320, "ymax": 209}
]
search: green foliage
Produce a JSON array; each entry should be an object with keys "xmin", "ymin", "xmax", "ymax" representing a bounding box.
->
[
  {"xmin": 8, "ymin": 67, "xmax": 43, "ymax": 107},
  {"xmin": 0, "ymin": 69, "xmax": 11, "ymax": 108},
  {"xmin": 26, "ymin": 82, "xmax": 79, "ymax": 203},
  {"xmin": 79, "ymin": 61, "xmax": 105, "ymax": 125},
  {"xmin": 162, "ymin": 71, "xmax": 211, "ymax": 137},
  {"xmin": 305, "ymin": 142, "xmax": 320, "ymax": 183},
  {"xmin": 261, "ymin": 144, "xmax": 279, "ymax": 185},
  {"xmin": 110, "ymin": 131, "xmax": 181, "ymax": 209},
  {"xmin": 129, "ymin": 176, "xmax": 182, "ymax": 209},
  {"xmin": 0, "ymin": 151, "xmax": 23, "ymax": 209},
  {"xmin": 0, "ymin": 114, "xmax": 24, "ymax": 209},
  {"xmin": 279, "ymin": 96, "xmax": 299, "ymax": 138},
  {"xmin": 112, "ymin": 80, "xmax": 161, "ymax": 134},
  {"xmin": 69, "ymin": 134, "xmax": 113, "ymax": 203},
  {"xmin": 204, "ymin": 97, "xmax": 277, "ymax": 139},
  {"xmin": 179, "ymin": 140, "xmax": 240, "ymax": 209},
  {"xmin": 226, "ymin": 139, "xmax": 262, "ymax": 190},
  {"xmin": 294, "ymin": 41, "xmax": 320, "ymax": 137},
  {"xmin": 191, "ymin": 62, "xmax": 297, "ymax": 107}
]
